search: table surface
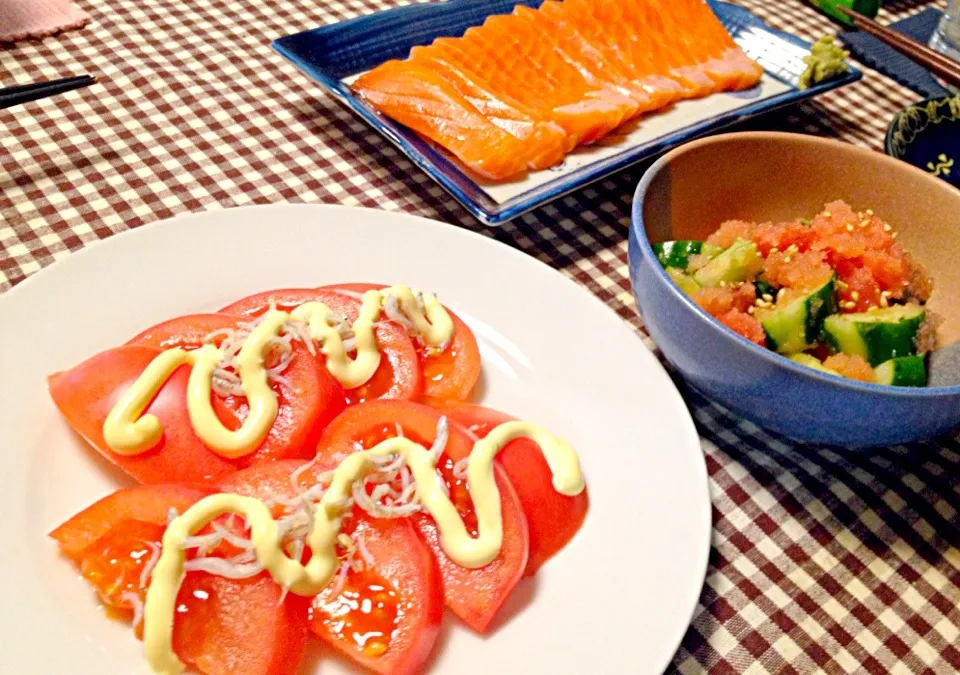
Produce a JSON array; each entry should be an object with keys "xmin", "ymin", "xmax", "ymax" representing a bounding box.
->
[{"xmin": 2, "ymin": 0, "xmax": 958, "ymax": 672}]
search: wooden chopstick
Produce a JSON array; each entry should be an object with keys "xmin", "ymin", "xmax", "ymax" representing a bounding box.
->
[
  {"xmin": 838, "ymin": 6, "xmax": 960, "ymax": 89},
  {"xmin": 0, "ymin": 74, "xmax": 98, "ymax": 110}
]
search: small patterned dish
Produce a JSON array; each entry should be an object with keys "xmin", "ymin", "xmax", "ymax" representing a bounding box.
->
[{"xmin": 885, "ymin": 95, "xmax": 960, "ymax": 189}]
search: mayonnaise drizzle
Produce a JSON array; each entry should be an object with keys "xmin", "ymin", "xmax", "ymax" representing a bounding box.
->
[
  {"xmin": 143, "ymin": 420, "xmax": 584, "ymax": 674},
  {"xmin": 103, "ymin": 286, "xmax": 454, "ymax": 458}
]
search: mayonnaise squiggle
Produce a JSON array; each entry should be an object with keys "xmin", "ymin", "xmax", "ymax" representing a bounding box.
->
[
  {"xmin": 103, "ymin": 285, "xmax": 454, "ymax": 459},
  {"xmin": 143, "ymin": 420, "xmax": 585, "ymax": 675}
]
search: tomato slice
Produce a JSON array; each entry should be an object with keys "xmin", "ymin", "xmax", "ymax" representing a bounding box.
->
[
  {"xmin": 424, "ymin": 399, "xmax": 589, "ymax": 576},
  {"xmin": 50, "ymin": 486, "xmax": 309, "ymax": 675},
  {"xmin": 219, "ymin": 289, "xmax": 422, "ymax": 405},
  {"xmin": 316, "ymin": 400, "xmax": 529, "ymax": 632},
  {"xmin": 49, "ymin": 346, "xmax": 243, "ymax": 485},
  {"xmin": 128, "ymin": 312, "xmax": 347, "ymax": 465},
  {"xmin": 320, "ymin": 283, "xmax": 482, "ymax": 401},
  {"xmin": 51, "ymin": 484, "xmax": 210, "ymax": 562},
  {"xmin": 218, "ymin": 460, "xmax": 443, "ymax": 675},
  {"xmin": 49, "ymin": 309, "xmax": 345, "ymax": 485}
]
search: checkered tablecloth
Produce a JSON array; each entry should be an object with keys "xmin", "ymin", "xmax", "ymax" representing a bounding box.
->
[{"xmin": 2, "ymin": 0, "xmax": 958, "ymax": 672}]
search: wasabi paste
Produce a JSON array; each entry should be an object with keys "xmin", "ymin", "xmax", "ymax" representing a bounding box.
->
[{"xmin": 798, "ymin": 36, "xmax": 850, "ymax": 90}]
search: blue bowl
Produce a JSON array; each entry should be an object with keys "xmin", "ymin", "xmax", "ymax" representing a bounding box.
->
[
  {"xmin": 628, "ymin": 131, "xmax": 960, "ymax": 448},
  {"xmin": 885, "ymin": 95, "xmax": 960, "ymax": 190}
]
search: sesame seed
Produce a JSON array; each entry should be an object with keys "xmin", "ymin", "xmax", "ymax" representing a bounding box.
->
[
  {"xmin": 860, "ymin": 220, "xmax": 870, "ymax": 228},
  {"xmin": 837, "ymin": 280, "xmax": 849, "ymax": 289},
  {"xmin": 823, "ymin": 211, "xmax": 832, "ymax": 217},
  {"xmin": 891, "ymin": 232, "xmax": 898, "ymax": 239},
  {"xmin": 747, "ymin": 306, "xmax": 755, "ymax": 314},
  {"xmin": 769, "ymin": 247, "xmax": 779, "ymax": 254},
  {"xmin": 719, "ymin": 281, "xmax": 727, "ymax": 287},
  {"xmin": 761, "ymin": 293, "xmax": 773, "ymax": 302},
  {"xmin": 866, "ymin": 209, "xmax": 873, "ymax": 216},
  {"xmin": 883, "ymin": 223, "xmax": 891, "ymax": 232},
  {"xmin": 783, "ymin": 256, "xmax": 792, "ymax": 263},
  {"xmin": 777, "ymin": 288, "xmax": 786, "ymax": 300},
  {"xmin": 880, "ymin": 290, "xmax": 891, "ymax": 297},
  {"xmin": 843, "ymin": 301, "xmax": 856, "ymax": 309},
  {"xmin": 845, "ymin": 224, "xmax": 854, "ymax": 232},
  {"xmin": 880, "ymin": 296, "xmax": 889, "ymax": 307},
  {"xmin": 850, "ymin": 291, "xmax": 860, "ymax": 300}
]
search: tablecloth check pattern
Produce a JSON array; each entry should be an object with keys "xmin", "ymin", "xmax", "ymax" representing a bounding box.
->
[{"xmin": 0, "ymin": 0, "xmax": 957, "ymax": 672}]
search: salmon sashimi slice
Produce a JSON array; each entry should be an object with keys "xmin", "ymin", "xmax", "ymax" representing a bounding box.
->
[
  {"xmin": 353, "ymin": 60, "xmax": 532, "ymax": 180},
  {"xmin": 534, "ymin": 0, "xmax": 690, "ymax": 98},
  {"xmin": 513, "ymin": 4, "xmax": 682, "ymax": 114},
  {"xmin": 455, "ymin": 23, "xmax": 635, "ymax": 144},
  {"xmin": 430, "ymin": 20, "xmax": 634, "ymax": 146},
  {"xmin": 559, "ymin": 0, "xmax": 714, "ymax": 97},
  {"xmin": 673, "ymin": 0, "xmax": 763, "ymax": 89},
  {"xmin": 647, "ymin": 0, "xmax": 760, "ymax": 91},
  {"xmin": 610, "ymin": 0, "xmax": 761, "ymax": 92},
  {"xmin": 407, "ymin": 45, "xmax": 569, "ymax": 170},
  {"xmin": 480, "ymin": 13, "xmax": 643, "ymax": 128},
  {"xmin": 424, "ymin": 37, "xmax": 572, "ymax": 154},
  {"xmin": 351, "ymin": 0, "xmax": 763, "ymax": 181}
]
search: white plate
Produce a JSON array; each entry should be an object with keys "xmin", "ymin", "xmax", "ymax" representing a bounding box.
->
[{"xmin": 0, "ymin": 204, "xmax": 709, "ymax": 674}]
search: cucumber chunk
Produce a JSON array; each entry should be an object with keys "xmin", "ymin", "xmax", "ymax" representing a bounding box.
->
[
  {"xmin": 666, "ymin": 268, "xmax": 701, "ymax": 296},
  {"xmin": 874, "ymin": 355, "xmax": 926, "ymax": 387},
  {"xmin": 693, "ymin": 239, "xmax": 763, "ymax": 287},
  {"xmin": 653, "ymin": 241, "xmax": 723, "ymax": 270},
  {"xmin": 759, "ymin": 276, "xmax": 836, "ymax": 353},
  {"xmin": 824, "ymin": 304, "xmax": 925, "ymax": 366},
  {"xmin": 789, "ymin": 353, "xmax": 839, "ymax": 375}
]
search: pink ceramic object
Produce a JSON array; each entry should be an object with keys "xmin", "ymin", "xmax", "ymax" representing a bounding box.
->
[{"xmin": 0, "ymin": 0, "xmax": 89, "ymax": 43}]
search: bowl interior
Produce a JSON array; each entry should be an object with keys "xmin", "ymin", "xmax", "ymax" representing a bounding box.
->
[{"xmin": 640, "ymin": 133, "xmax": 960, "ymax": 347}]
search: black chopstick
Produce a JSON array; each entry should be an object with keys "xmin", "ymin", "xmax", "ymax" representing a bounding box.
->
[
  {"xmin": 838, "ymin": 6, "xmax": 960, "ymax": 89},
  {"xmin": 0, "ymin": 74, "xmax": 98, "ymax": 110}
]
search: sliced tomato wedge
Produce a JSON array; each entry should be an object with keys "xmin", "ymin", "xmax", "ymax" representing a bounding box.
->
[
  {"xmin": 50, "ymin": 484, "xmax": 210, "ymax": 562},
  {"xmin": 218, "ymin": 460, "xmax": 443, "ymax": 675},
  {"xmin": 219, "ymin": 289, "xmax": 422, "ymax": 405},
  {"xmin": 49, "ymin": 346, "xmax": 243, "ymax": 485},
  {"xmin": 321, "ymin": 283, "xmax": 482, "ymax": 401},
  {"xmin": 424, "ymin": 399, "xmax": 589, "ymax": 576},
  {"xmin": 49, "ymin": 310, "xmax": 344, "ymax": 485},
  {"xmin": 50, "ymin": 485, "xmax": 309, "ymax": 675},
  {"xmin": 316, "ymin": 400, "xmax": 529, "ymax": 632},
  {"xmin": 128, "ymin": 311, "xmax": 347, "ymax": 464}
]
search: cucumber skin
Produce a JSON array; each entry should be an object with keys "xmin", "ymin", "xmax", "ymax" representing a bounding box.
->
[
  {"xmin": 874, "ymin": 355, "xmax": 926, "ymax": 387},
  {"xmin": 754, "ymin": 280, "xmax": 777, "ymax": 300},
  {"xmin": 761, "ymin": 277, "xmax": 836, "ymax": 353},
  {"xmin": 693, "ymin": 239, "xmax": 763, "ymax": 287},
  {"xmin": 653, "ymin": 241, "xmax": 722, "ymax": 270},
  {"xmin": 859, "ymin": 317, "xmax": 923, "ymax": 365},
  {"xmin": 803, "ymin": 279, "xmax": 838, "ymax": 345},
  {"xmin": 824, "ymin": 306, "xmax": 925, "ymax": 366}
]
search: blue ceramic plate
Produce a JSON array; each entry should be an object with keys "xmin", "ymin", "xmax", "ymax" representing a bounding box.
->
[
  {"xmin": 273, "ymin": 0, "xmax": 862, "ymax": 224},
  {"xmin": 885, "ymin": 95, "xmax": 960, "ymax": 190}
]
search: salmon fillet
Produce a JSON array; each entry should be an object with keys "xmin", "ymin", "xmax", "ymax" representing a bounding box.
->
[{"xmin": 352, "ymin": 0, "xmax": 762, "ymax": 181}]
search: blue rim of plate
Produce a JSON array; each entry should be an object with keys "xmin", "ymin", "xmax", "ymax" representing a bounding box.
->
[{"xmin": 272, "ymin": 0, "xmax": 862, "ymax": 224}]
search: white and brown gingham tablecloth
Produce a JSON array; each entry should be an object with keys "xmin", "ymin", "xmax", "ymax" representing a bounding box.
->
[{"xmin": 2, "ymin": 0, "xmax": 959, "ymax": 672}]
